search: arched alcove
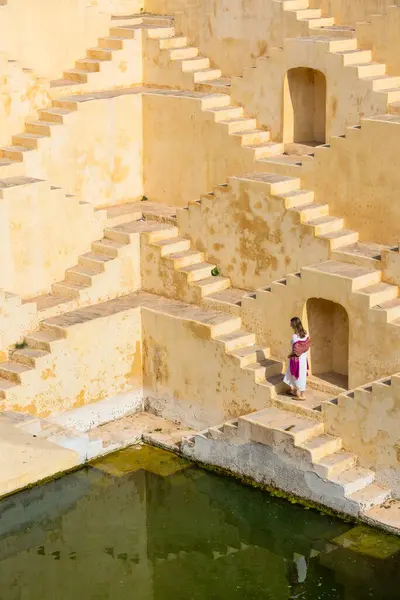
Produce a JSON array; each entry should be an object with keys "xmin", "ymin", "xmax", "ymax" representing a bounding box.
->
[
  {"xmin": 305, "ymin": 297, "xmax": 349, "ymax": 390},
  {"xmin": 283, "ymin": 67, "xmax": 327, "ymax": 146}
]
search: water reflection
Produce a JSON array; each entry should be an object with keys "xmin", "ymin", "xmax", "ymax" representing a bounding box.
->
[{"xmin": 0, "ymin": 445, "xmax": 398, "ymax": 600}]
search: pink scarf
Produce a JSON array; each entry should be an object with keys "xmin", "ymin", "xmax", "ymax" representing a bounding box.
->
[{"xmin": 289, "ymin": 338, "xmax": 310, "ymax": 380}]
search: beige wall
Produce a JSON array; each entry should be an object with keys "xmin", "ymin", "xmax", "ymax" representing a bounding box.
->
[
  {"xmin": 0, "ymin": 0, "xmax": 110, "ymax": 79},
  {"xmin": 302, "ymin": 116, "xmax": 400, "ymax": 246},
  {"xmin": 177, "ymin": 174, "xmax": 333, "ymax": 291},
  {"xmin": 310, "ymin": 0, "xmax": 399, "ymax": 26},
  {"xmin": 356, "ymin": 7, "xmax": 400, "ymax": 76},
  {"xmin": 142, "ymin": 304, "xmax": 265, "ymax": 429},
  {"xmin": 91, "ymin": 0, "xmax": 144, "ymax": 14},
  {"xmin": 4, "ymin": 303, "xmax": 143, "ymax": 417},
  {"xmin": 323, "ymin": 375, "xmax": 400, "ymax": 497},
  {"xmin": 0, "ymin": 178, "xmax": 104, "ymax": 298},
  {"xmin": 23, "ymin": 92, "xmax": 144, "ymax": 208},
  {"xmin": 142, "ymin": 93, "xmax": 263, "ymax": 206},
  {"xmin": 0, "ymin": 54, "xmax": 51, "ymax": 146}
]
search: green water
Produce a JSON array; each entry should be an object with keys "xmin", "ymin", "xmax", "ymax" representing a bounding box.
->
[{"xmin": 0, "ymin": 445, "xmax": 399, "ymax": 600}]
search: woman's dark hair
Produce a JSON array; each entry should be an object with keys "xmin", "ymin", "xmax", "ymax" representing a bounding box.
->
[{"xmin": 291, "ymin": 317, "xmax": 307, "ymax": 338}]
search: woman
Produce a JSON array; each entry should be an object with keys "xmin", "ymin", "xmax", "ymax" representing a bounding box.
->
[{"xmin": 283, "ymin": 317, "xmax": 310, "ymax": 400}]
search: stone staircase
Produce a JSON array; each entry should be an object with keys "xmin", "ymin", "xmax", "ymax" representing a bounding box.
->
[
  {"xmin": 182, "ymin": 406, "xmax": 392, "ymax": 516},
  {"xmin": 177, "ymin": 172, "xmax": 400, "ymax": 316},
  {"xmin": 243, "ymin": 261, "xmax": 400, "ymax": 330}
]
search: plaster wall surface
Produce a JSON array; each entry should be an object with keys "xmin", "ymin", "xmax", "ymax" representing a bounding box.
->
[
  {"xmin": 0, "ymin": 54, "xmax": 51, "ymax": 147},
  {"xmin": 142, "ymin": 93, "xmax": 263, "ymax": 206},
  {"xmin": 356, "ymin": 7, "xmax": 400, "ymax": 76},
  {"xmin": 0, "ymin": 178, "xmax": 105, "ymax": 298},
  {"xmin": 0, "ymin": 0, "xmax": 110, "ymax": 80},
  {"xmin": 3, "ymin": 303, "xmax": 143, "ymax": 417},
  {"xmin": 323, "ymin": 376, "xmax": 400, "ymax": 497},
  {"xmin": 177, "ymin": 175, "xmax": 332, "ymax": 291},
  {"xmin": 302, "ymin": 117, "xmax": 400, "ymax": 246},
  {"xmin": 309, "ymin": 0, "xmax": 400, "ymax": 26},
  {"xmin": 23, "ymin": 92, "xmax": 144, "ymax": 208},
  {"xmin": 141, "ymin": 306, "xmax": 266, "ymax": 429}
]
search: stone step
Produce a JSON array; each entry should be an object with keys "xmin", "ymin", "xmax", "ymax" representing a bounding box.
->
[
  {"xmin": 203, "ymin": 287, "xmax": 248, "ymax": 316},
  {"xmin": 92, "ymin": 238, "xmax": 126, "ymax": 258},
  {"xmin": 12, "ymin": 348, "xmax": 49, "ymax": 368},
  {"xmin": 336, "ymin": 49, "xmax": 372, "ymax": 66},
  {"xmin": 306, "ymin": 215, "xmax": 344, "ymax": 236},
  {"xmin": 0, "ymin": 145, "xmax": 30, "ymax": 161},
  {"xmin": 318, "ymin": 228, "xmax": 359, "ymax": 250},
  {"xmin": 314, "ymin": 450, "xmax": 357, "ymax": 478},
  {"xmin": 207, "ymin": 105, "xmax": 244, "ymax": 122},
  {"xmin": 298, "ymin": 433, "xmax": 342, "ymax": 462},
  {"xmin": 214, "ymin": 330, "xmax": 256, "ymax": 352},
  {"xmin": 191, "ymin": 276, "xmax": 231, "ymax": 297},
  {"xmin": 193, "ymin": 68, "xmax": 222, "ymax": 83},
  {"xmin": 164, "ymin": 249, "xmax": 204, "ymax": 268},
  {"xmin": 304, "ymin": 261, "xmax": 381, "ymax": 290},
  {"xmin": 180, "ymin": 56, "xmax": 210, "ymax": 72},
  {"xmin": 332, "ymin": 241, "xmax": 386, "ymax": 269},
  {"xmin": 159, "ymin": 36, "xmax": 188, "ymax": 50},
  {"xmin": 331, "ymin": 467, "xmax": 375, "ymax": 496},
  {"xmin": 289, "ymin": 201, "xmax": 329, "ymax": 222},
  {"xmin": 178, "ymin": 262, "xmax": 214, "ymax": 282},
  {"xmin": 52, "ymin": 280, "xmax": 89, "ymax": 299},
  {"xmin": 220, "ymin": 117, "xmax": 257, "ymax": 134},
  {"xmin": 278, "ymin": 188, "xmax": 315, "ymax": 208},
  {"xmin": 233, "ymin": 129, "xmax": 271, "ymax": 145},
  {"xmin": 25, "ymin": 330, "xmax": 63, "ymax": 351},
  {"xmin": 244, "ymin": 359, "xmax": 283, "ymax": 382},
  {"xmin": 87, "ymin": 47, "xmax": 113, "ymax": 60},
  {"xmin": 79, "ymin": 251, "xmax": 113, "ymax": 272},
  {"xmin": 350, "ymin": 62, "xmax": 387, "ymax": 78},
  {"xmin": 0, "ymin": 361, "xmax": 32, "ymax": 383},
  {"xmin": 356, "ymin": 282, "xmax": 398, "ymax": 308},
  {"xmin": 152, "ymin": 236, "xmax": 190, "ymax": 256},
  {"xmin": 228, "ymin": 345, "xmax": 270, "ymax": 367},
  {"xmin": 372, "ymin": 297, "xmax": 400, "ymax": 323},
  {"xmin": 25, "ymin": 121, "xmax": 56, "ymax": 136},
  {"xmin": 63, "ymin": 69, "xmax": 89, "ymax": 83},
  {"xmin": 98, "ymin": 36, "xmax": 125, "ymax": 50},
  {"xmin": 0, "ymin": 377, "xmax": 18, "ymax": 398},
  {"xmin": 39, "ymin": 107, "xmax": 73, "ymax": 123},
  {"xmin": 170, "ymin": 46, "xmax": 199, "ymax": 61},
  {"xmin": 66, "ymin": 265, "xmax": 98, "ymax": 286},
  {"xmin": 240, "ymin": 407, "xmax": 324, "ymax": 446}
]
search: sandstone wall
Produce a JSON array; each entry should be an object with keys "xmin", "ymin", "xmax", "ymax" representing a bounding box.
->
[
  {"xmin": 302, "ymin": 116, "xmax": 400, "ymax": 246},
  {"xmin": 323, "ymin": 376, "xmax": 400, "ymax": 497},
  {"xmin": 309, "ymin": 0, "xmax": 399, "ymax": 26},
  {"xmin": 0, "ymin": 177, "xmax": 105, "ymax": 298},
  {"xmin": 356, "ymin": 7, "xmax": 400, "ymax": 76},
  {"xmin": 177, "ymin": 175, "xmax": 333, "ymax": 291},
  {"xmin": 142, "ymin": 93, "xmax": 263, "ymax": 206},
  {"xmin": 0, "ymin": 0, "xmax": 110, "ymax": 80},
  {"xmin": 0, "ymin": 54, "xmax": 51, "ymax": 146},
  {"xmin": 142, "ymin": 305, "xmax": 265, "ymax": 429},
  {"xmin": 24, "ymin": 92, "xmax": 144, "ymax": 208},
  {"xmin": 4, "ymin": 302, "xmax": 143, "ymax": 417}
]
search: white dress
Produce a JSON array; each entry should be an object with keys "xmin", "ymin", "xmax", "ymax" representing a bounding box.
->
[{"xmin": 283, "ymin": 333, "xmax": 308, "ymax": 392}]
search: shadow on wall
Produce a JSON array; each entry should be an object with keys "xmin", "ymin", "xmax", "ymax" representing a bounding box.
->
[
  {"xmin": 283, "ymin": 67, "xmax": 327, "ymax": 145},
  {"xmin": 304, "ymin": 298, "xmax": 349, "ymax": 390}
]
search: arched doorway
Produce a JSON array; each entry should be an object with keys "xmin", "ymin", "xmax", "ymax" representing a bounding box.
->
[
  {"xmin": 283, "ymin": 67, "xmax": 327, "ymax": 146},
  {"xmin": 306, "ymin": 298, "xmax": 349, "ymax": 389}
]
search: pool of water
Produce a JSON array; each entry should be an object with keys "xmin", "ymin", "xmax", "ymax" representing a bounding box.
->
[{"xmin": 0, "ymin": 445, "xmax": 399, "ymax": 600}]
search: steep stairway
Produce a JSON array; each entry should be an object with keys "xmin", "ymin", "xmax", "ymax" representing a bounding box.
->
[
  {"xmin": 183, "ymin": 406, "xmax": 392, "ymax": 516},
  {"xmin": 177, "ymin": 172, "xmax": 399, "ymax": 317},
  {"xmin": 0, "ymin": 291, "xmax": 323, "ymax": 422}
]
